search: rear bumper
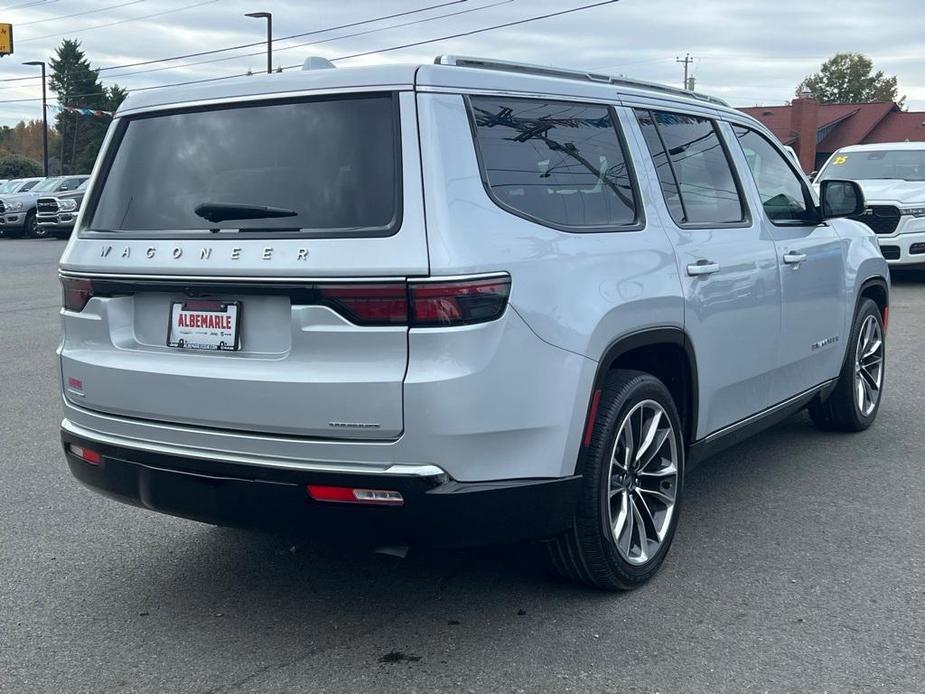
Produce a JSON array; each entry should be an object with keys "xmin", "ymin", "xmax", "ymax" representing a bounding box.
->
[{"xmin": 61, "ymin": 425, "xmax": 581, "ymax": 547}]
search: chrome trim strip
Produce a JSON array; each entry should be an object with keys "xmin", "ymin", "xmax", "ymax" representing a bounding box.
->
[
  {"xmin": 59, "ymin": 270, "xmax": 414, "ymax": 283},
  {"xmin": 699, "ymin": 380, "xmax": 836, "ymax": 444},
  {"xmin": 58, "ymin": 270, "xmax": 510, "ymax": 283},
  {"xmin": 61, "ymin": 418, "xmax": 447, "ymax": 478}
]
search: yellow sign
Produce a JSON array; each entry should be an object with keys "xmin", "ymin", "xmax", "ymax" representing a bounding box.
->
[
  {"xmin": 0, "ymin": 24, "xmax": 12, "ymax": 56},
  {"xmin": 833, "ymin": 155, "xmax": 849, "ymax": 165}
]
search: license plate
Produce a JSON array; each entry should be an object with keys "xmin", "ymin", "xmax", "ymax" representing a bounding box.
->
[{"xmin": 168, "ymin": 300, "xmax": 240, "ymax": 351}]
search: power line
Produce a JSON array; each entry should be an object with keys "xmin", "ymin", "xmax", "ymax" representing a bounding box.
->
[
  {"xmin": 18, "ymin": 0, "xmax": 220, "ymax": 43},
  {"xmin": 0, "ymin": 0, "xmax": 623, "ymax": 103},
  {"xmin": 0, "ymin": 0, "xmax": 468, "ymax": 83},
  {"xmin": 16, "ymin": 0, "xmax": 145, "ymax": 27},
  {"xmin": 0, "ymin": 0, "xmax": 62, "ymax": 11},
  {"xmin": 103, "ymin": 0, "xmax": 512, "ymax": 80},
  {"xmin": 99, "ymin": 0, "xmax": 468, "ymax": 72},
  {"xmin": 284, "ymin": 0, "xmax": 623, "ymax": 66}
]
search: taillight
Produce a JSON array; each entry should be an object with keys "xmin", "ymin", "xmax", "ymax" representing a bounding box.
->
[
  {"xmin": 61, "ymin": 276, "xmax": 94, "ymax": 312},
  {"xmin": 318, "ymin": 283, "xmax": 408, "ymax": 325},
  {"xmin": 409, "ymin": 276, "xmax": 511, "ymax": 327},
  {"xmin": 307, "ymin": 485, "xmax": 404, "ymax": 506},
  {"xmin": 68, "ymin": 444, "xmax": 101, "ymax": 465}
]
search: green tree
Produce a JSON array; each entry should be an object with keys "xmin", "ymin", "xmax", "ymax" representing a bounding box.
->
[
  {"xmin": 797, "ymin": 53, "xmax": 904, "ymax": 106},
  {"xmin": 48, "ymin": 39, "xmax": 114, "ymax": 175},
  {"xmin": 0, "ymin": 154, "xmax": 43, "ymax": 178}
]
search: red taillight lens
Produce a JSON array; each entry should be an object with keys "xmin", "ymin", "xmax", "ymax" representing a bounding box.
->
[
  {"xmin": 409, "ymin": 276, "xmax": 511, "ymax": 327},
  {"xmin": 306, "ymin": 485, "xmax": 404, "ymax": 506},
  {"xmin": 318, "ymin": 283, "xmax": 408, "ymax": 325},
  {"xmin": 61, "ymin": 277, "xmax": 94, "ymax": 312},
  {"xmin": 69, "ymin": 444, "xmax": 101, "ymax": 465}
]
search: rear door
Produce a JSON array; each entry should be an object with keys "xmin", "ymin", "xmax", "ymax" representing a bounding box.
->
[
  {"xmin": 60, "ymin": 90, "xmax": 427, "ymax": 440},
  {"xmin": 631, "ymin": 107, "xmax": 781, "ymax": 438},
  {"xmin": 728, "ymin": 123, "xmax": 847, "ymax": 401}
]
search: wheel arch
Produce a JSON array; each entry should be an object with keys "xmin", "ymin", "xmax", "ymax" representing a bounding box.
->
[
  {"xmin": 857, "ymin": 275, "xmax": 889, "ymax": 322},
  {"xmin": 832, "ymin": 274, "xmax": 889, "ymax": 387},
  {"xmin": 575, "ymin": 327, "xmax": 698, "ymax": 476}
]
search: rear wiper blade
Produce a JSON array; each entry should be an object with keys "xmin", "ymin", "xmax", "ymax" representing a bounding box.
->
[{"xmin": 194, "ymin": 201, "xmax": 298, "ymax": 223}]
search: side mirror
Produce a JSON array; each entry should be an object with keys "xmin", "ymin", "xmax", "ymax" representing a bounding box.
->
[{"xmin": 820, "ymin": 179, "xmax": 865, "ymax": 219}]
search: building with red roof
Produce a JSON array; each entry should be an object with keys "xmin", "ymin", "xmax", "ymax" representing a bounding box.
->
[{"xmin": 739, "ymin": 95, "xmax": 925, "ymax": 173}]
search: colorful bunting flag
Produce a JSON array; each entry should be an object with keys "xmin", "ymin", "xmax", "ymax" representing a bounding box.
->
[{"xmin": 45, "ymin": 103, "xmax": 113, "ymax": 118}]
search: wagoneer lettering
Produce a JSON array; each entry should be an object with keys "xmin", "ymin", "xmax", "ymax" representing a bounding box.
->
[{"xmin": 58, "ymin": 55, "xmax": 888, "ymax": 590}]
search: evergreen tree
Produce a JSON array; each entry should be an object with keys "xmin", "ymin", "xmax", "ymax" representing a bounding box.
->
[{"xmin": 48, "ymin": 39, "xmax": 108, "ymax": 174}]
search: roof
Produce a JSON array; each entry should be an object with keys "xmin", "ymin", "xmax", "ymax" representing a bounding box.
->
[
  {"xmin": 865, "ymin": 111, "xmax": 925, "ymax": 143},
  {"xmin": 739, "ymin": 100, "xmax": 923, "ymax": 153},
  {"xmin": 118, "ymin": 57, "xmax": 743, "ymax": 120},
  {"xmin": 817, "ymin": 102, "xmax": 897, "ymax": 151}
]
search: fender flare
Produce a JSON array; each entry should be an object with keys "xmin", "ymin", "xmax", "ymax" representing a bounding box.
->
[
  {"xmin": 838, "ymin": 275, "xmax": 889, "ymax": 375},
  {"xmin": 574, "ymin": 326, "xmax": 699, "ymax": 476}
]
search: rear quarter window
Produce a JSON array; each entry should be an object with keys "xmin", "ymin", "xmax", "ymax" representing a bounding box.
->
[
  {"xmin": 467, "ymin": 95, "xmax": 639, "ymax": 231},
  {"xmin": 87, "ymin": 93, "xmax": 401, "ymax": 237}
]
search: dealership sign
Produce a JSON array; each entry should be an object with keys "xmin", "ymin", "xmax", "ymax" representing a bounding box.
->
[{"xmin": 0, "ymin": 24, "xmax": 12, "ymax": 57}]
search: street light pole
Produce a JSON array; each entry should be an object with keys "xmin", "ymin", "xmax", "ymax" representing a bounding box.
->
[
  {"xmin": 245, "ymin": 12, "xmax": 272, "ymax": 74},
  {"xmin": 23, "ymin": 60, "xmax": 48, "ymax": 176}
]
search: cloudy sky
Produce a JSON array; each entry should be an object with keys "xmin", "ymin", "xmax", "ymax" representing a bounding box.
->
[{"xmin": 1, "ymin": 0, "xmax": 923, "ymax": 126}]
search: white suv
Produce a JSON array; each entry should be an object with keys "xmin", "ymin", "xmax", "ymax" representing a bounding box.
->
[
  {"xmin": 815, "ymin": 142, "xmax": 925, "ymax": 265},
  {"xmin": 58, "ymin": 57, "xmax": 888, "ymax": 589}
]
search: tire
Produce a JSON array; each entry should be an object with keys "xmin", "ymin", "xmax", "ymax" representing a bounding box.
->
[
  {"xmin": 26, "ymin": 212, "xmax": 45, "ymax": 238},
  {"xmin": 546, "ymin": 370, "xmax": 685, "ymax": 590},
  {"xmin": 809, "ymin": 298, "xmax": 885, "ymax": 432}
]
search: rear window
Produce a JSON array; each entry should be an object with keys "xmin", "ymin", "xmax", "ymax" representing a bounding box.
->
[
  {"xmin": 468, "ymin": 96, "xmax": 638, "ymax": 231},
  {"xmin": 88, "ymin": 93, "xmax": 400, "ymax": 235}
]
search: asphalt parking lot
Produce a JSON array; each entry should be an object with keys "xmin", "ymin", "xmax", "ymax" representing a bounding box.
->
[{"xmin": 1, "ymin": 237, "xmax": 923, "ymax": 694}]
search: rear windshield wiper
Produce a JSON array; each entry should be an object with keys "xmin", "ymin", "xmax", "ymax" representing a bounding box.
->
[{"xmin": 194, "ymin": 201, "xmax": 298, "ymax": 223}]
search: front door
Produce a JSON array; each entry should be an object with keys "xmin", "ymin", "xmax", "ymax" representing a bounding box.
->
[
  {"xmin": 628, "ymin": 107, "xmax": 781, "ymax": 438},
  {"xmin": 728, "ymin": 123, "xmax": 848, "ymax": 404}
]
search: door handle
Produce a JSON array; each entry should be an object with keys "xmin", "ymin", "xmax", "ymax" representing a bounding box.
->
[
  {"xmin": 783, "ymin": 251, "xmax": 807, "ymax": 265},
  {"xmin": 687, "ymin": 260, "xmax": 720, "ymax": 276}
]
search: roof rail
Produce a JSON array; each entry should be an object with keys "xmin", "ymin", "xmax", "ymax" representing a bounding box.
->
[{"xmin": 434, "ymin": 55, "xmax": 730, "ymax": 108}]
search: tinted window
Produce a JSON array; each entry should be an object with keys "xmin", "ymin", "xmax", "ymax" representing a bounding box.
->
[
  {"xmin": 635, "ymin": 110, "xmax": 685, "ymax": 222},
  {"xmin": 732, "ymin": 125, "xmax": 816, "ymax": 223},
  {"xmin": 818, "ymin": 148, "xmax": 925, "ymax": 182},
  {"xmin": 20, "ymin": 180, "xmax": 39, "ymax": 192},
  {"xmin": 469, "ymin": 96, "xmax": 637, "ymax": 229},
  {"xmin": 31, "ymin": 178, "xmax": 60, "ymax": 193},
  {"xmin": 90, "ymin": 94, "xmax": 399, "ymax": 234},
  {"xmin": 636, "ymin": 110, "xmax": 745, "ymax": 225}
]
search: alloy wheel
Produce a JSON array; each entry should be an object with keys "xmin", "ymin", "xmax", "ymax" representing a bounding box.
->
[
  {"xmin": 607, "ymin": 399, "xmax": 679, "ymax": 566},
  {"xmin": 855, "ymin": 314, "xmax": 884, "ymax": 417}
]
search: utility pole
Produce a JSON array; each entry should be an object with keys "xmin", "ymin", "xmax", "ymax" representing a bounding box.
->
[
  {"xmin": 676, "ymin": 53, "xmax": 694, "ymax": 90},
  {"xmin": 23, "ymin": 60, "xmax": 48, "ymax": 176}
]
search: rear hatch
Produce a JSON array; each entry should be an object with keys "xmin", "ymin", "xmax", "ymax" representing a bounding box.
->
[{"xmin": 60, "ymin": 87, "xmax": 428, "ymax": 440}]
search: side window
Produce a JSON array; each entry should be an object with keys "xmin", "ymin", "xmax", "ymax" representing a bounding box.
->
[
  {"xmin": 468, "ymin": 96, "xmax": 638, "ymax": 230},
  {"xmin": 731, "ymin": 125, "xmax": 817, "ymax": 224},
  {"xmin": 635, "ymin": 109, "xmax": 745, "ymax": 226}
]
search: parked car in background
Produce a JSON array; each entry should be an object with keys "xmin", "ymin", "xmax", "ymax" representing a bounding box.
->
[
  {"xmin": 0, "ymin": 177, "xmax": 43, "ymax": 195},
  {"xmin": 58, "ymin": 56, "xmax": 888, "ymax": 590},
  {"xmin": 0, "ymin": 175, "xmax": 88, "ymax": 237},
  {"xmin": 35, "ymin": 180, "xmax": 89, "ymax": 238},
  {"xmin": 815, "ymin": 142, "xmax": 925, "ymax": 266}
]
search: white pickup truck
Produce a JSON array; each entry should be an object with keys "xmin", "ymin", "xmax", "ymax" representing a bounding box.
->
[{"xmin": 815, "ymin": 142, "xmax": 925, "ymax": 266}]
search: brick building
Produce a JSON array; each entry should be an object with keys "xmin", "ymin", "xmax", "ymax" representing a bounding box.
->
[{"xmin": 739, "ymin": 95, "xmax": 925, "ymax": 173}]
